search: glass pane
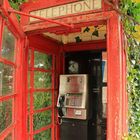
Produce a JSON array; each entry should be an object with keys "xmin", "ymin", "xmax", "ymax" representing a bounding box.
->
[
  {"xmin": 27, "ymin": 93, "xmax": 30, "ymax": 111},
  {"xmin": 4, "ymin": 133, "xmax": 12, "ymax": 140},
  {"xmin": 34, "ymin": 51, "xmax": 52, "ymax": 70},
  {"xmin": 33, "ymin": 110, "xmax": 51, "ymax": 130},
  {"xmin": 28, "ymin": 72, "xmax": 30, "ymax": 88},
  {"xmin": 34, "ymin": 129, "xmax": 51, "ymax": 140},
  {"xmin": 28, "ymin": 49, "xmax": 31, "ymax": 66},
  {"xmin": 27, "ymin": 115, "xmax": 30, "ymax": 132},
  {"xmin": 0, "ymin": 99, "xmax": 13, "ymax": 133},
  {"xmin": 1, "ymin": 27, "xmax": 16, "ymax": 62},
  {"xmin": 34, "ymin": 92, "xmax": 52, "ymax": 110},
  {"xmin": 34, "ymin": 72, "xmax": 52, "ymax": 89},
  {"xmin": 0, "ymin": 63, "xmax": 14, "ymax": 96}
]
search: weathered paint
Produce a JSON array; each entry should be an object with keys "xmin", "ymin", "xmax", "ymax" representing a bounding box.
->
[
  {"xmin": 0, "ymin": 1, "xmax": 25, "ymax": 140},
  {"xmin": 29, "ymin": 0, "xmax": 102, "ymax": 22},
  {"xmin": 0, "ymin": 0, "xmax": 127, "ymax": 140}
]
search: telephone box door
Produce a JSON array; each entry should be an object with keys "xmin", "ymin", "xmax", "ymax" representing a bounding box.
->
[{"xmin": 0, "ymin": 1, "xmax": 25, "ymax": 140}]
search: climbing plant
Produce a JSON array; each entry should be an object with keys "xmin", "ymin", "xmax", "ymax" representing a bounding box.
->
[
  {"xmin": 8, "ymin": 0, "xmax": 27, "ymax": 19},
  {"xmin": 105, "ymin": 0, "xmax": 140, "ymax": 138},
  {"xmin": 9, "ymin": 0, "xmax": 27, "ymax": 10},
  {"xmin": 119, "ymin": 0, "xmax": 140, "ymax": 139}
]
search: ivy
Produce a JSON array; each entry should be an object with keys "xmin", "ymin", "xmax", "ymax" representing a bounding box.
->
[
  {"xmin": 120, "ymin": 0, "xmax": 140, "ymax": 139},
  {"xmin": 8, "ymin": 0, "xmax": 27, "ymax": 19},
  {"xmin": 9, "ymin": 0, "xmax": 27, "ymax": 10}
]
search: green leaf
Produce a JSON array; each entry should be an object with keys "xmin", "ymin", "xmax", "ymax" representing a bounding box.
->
[{"xmin": 92, "ymin": 29, "xmax": 99, "ymax": 37}]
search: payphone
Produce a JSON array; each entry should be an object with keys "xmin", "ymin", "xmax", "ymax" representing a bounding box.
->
[
  {"xmin": 57, "ymin": 51, "xmax": 107, "ymax": 140},
  {"xmin": 57, "ymin": 74, "xmax": 90, "ymax": 140},
  {"xmin": 57, "ymin": 74, "xmax": 88, "ymax": 120}
]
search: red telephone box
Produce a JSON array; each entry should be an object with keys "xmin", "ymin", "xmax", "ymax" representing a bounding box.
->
[{"xmin": 0, "ymin": 0, "xmax": 128, "ymax": 140}]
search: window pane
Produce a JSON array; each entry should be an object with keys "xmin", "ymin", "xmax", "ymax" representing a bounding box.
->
[
  {"xmin": 28, "ymin": 72, "xmax": 30, "ymax": 88},
  {"xmin": 34, "ymin": 72, "xmax": 52, "ymax": 89},
  {"xmin": 28, "ymin": 49, "xmax": 31, "ymax": 66},
  {"xmin": 34, "ymin": 92, "xmax": 52, "ymax": 110},
  {"xmin": 27, "ymin": 93, "xmax": 30, "ymax": 112},
  {"xmin": 33, "ymin": 110, "xmax": 51, "ymax": 130},
  {"xmin": 34, "ymin": 51, "xmax": 52, "ymax": 70},
  {"xmin": 0, "ymin": 63, "xmax": 14, "ymax": 96},
  {"xmin": 27, "ymin": 115, "xmax": 30, "ymax": 132},
  {"xmin": 4, "ymin": 133, "xmax": 12, "ymax": 140},
  {"xmin": 1, "ymin": 27, "xmax": 16, "ymax": 62},
  {"xmin": 34, "ymin": 129, "xmax": 51, "ymax": 140},
  {"xmin": 0, "ymin": 99, "xmax": 13, "ymax": 133}
]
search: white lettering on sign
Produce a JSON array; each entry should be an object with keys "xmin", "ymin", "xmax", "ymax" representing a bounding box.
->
[{"xmin": 30, "ymin": 0, "xmax": 102, "ymax": 22}]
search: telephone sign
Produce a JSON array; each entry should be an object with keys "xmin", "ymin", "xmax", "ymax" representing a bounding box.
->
[{"xmin": 30, "ymin": 0, "xmax": 102, "ymax": 22}]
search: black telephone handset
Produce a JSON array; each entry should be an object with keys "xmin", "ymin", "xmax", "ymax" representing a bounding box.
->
[{"xmin": 58, "ymin": 95, "xmax": 65, "ymax": 117}]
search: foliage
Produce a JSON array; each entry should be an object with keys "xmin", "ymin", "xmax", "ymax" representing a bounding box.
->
[
  {"xmin": 34, "ymin": 129, "xmax": 51, "ymax": 140},
  {"xmin": 28, "ymin": 50, "xmax": 53, "ymax": 140},
  {"xmin": 120, "ymin": 0, "xmax": 140, "ymax": 139},
  {"xmin": 9, "ymin": 0, "xmax": 27, "ymax": 10},
  {"xmin": 0, "ymin": 100, "xmax": 12, "ymax": 133},
  {"xmin": 8, "ymin": 0, "xmax": 27, "ymax": 19},
  {"xmin": 0, "ymin": 27, "xmax": 15, "ymax": 133}
]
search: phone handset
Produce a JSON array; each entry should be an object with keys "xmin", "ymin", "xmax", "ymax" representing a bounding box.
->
[{"xmin": 58, "ymin": 95, "xmax": 65, "ymax": 117}]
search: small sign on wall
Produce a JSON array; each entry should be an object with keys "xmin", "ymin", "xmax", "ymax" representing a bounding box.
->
[
  {"xmin": 102, "ymin": 52, "xmax": 107, "ymax": 83},
  {"xmin": 102, "ymin": 87, "xmax": 107, "ymax": 118}
]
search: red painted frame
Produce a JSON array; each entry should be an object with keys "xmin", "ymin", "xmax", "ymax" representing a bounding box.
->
[
  {"xmin": 0, "ymin": 0, "xmax": 128, "ymax": 140},
  {"xmin": 27, "ymin": 47, "xmax": 54, "ymax": 140},
  {"xmin": 20, "ymin": 0, "xmax": 105, "ymax": 26},
  {"xmin": 25, "ymin": 35, "xmax": 59, "ymax": 140},
  {"xmin": 0, "ymin": 1, "xmax": 25, "ymax": 140}
]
